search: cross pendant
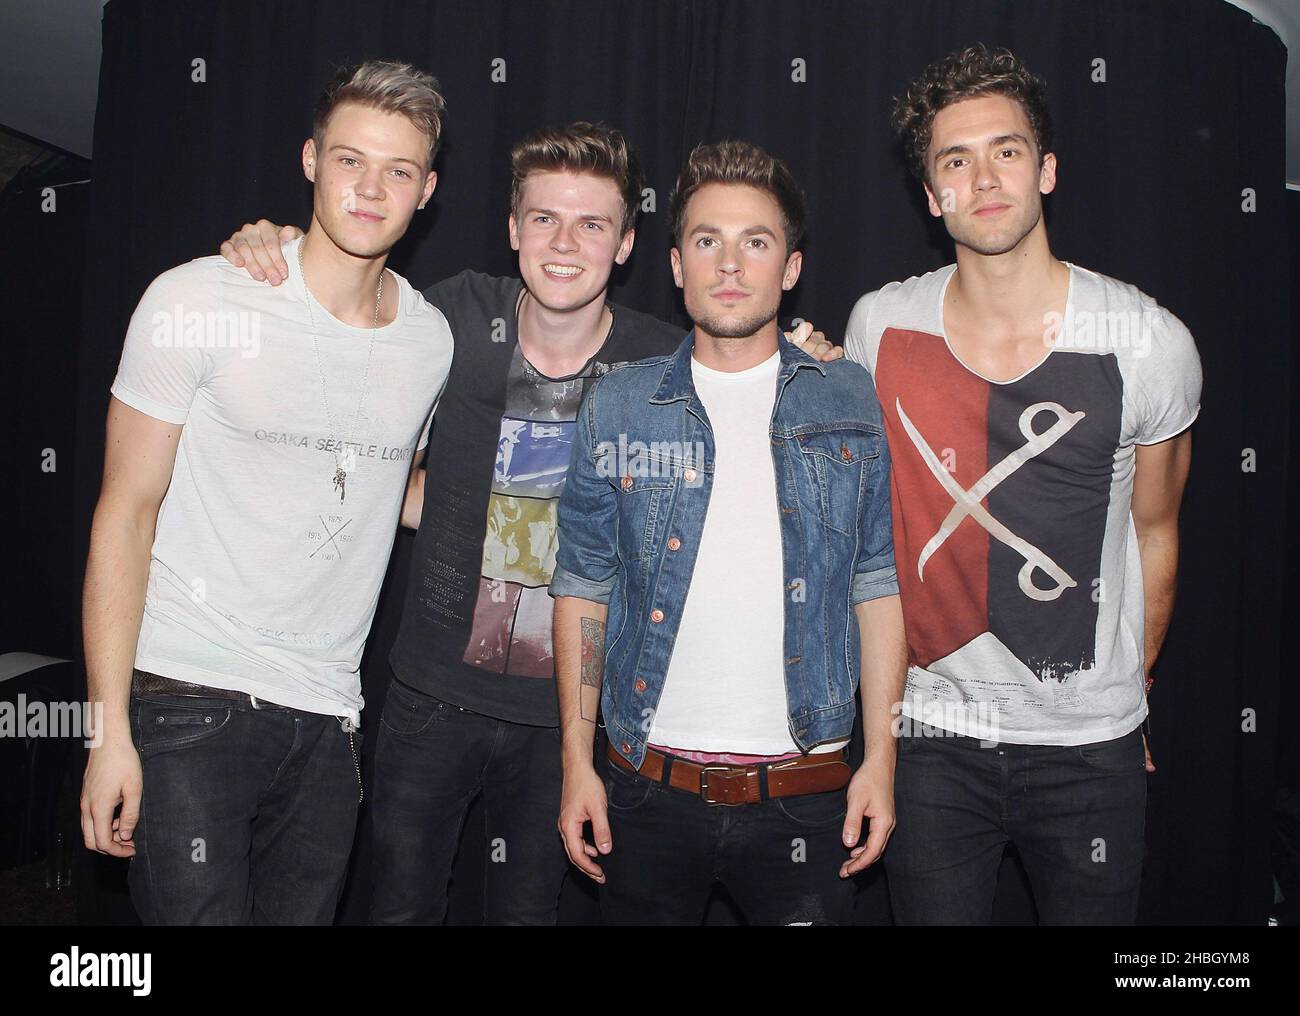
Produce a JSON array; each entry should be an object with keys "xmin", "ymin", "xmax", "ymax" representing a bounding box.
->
[{"xmin": 333, "ymin": 467, "xmax": 346, "ymax": 502}]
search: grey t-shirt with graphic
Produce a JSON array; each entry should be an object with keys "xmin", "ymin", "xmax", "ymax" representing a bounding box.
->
[{"xmin": 111, "ymin": 237, "xmax": 453, "ymax": 723}]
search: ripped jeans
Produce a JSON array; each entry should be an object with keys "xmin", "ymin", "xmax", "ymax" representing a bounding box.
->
[{"xmin": 597, "ymin": 759, "xmax": 855, "ymax": 925}]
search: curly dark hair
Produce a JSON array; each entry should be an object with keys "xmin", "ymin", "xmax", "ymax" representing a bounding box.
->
[{"xmin": 892, "ymin": 44, "xmax": 1053, "ymax": 183}]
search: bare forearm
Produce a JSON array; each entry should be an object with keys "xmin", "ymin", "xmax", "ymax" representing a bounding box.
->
[
  {"xmin": 400, "ymin": 467, "xmax": 426, "ymax": 529},
  {"xmin": 1138, "ymin": 526, "xmax": 1179, "ymax": 677},
  {"xmin": 554, "ymin": 595, "xmax": 608, "ymax": 773},
  {"xmin": 1131, "ymin": 431, "xmax": 1191, "ymax": 683},
  {"xmin": 856, "ymin": 595, "xmax": 908, "ymax": 766},
  {"xmin": 83, "ymin": 506, "xmax": 154, "ymax": 735}
]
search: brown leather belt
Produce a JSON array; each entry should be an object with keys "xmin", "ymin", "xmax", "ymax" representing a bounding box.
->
[
  {"xmin": 607, "ymin": 742, "xmax": 850, "ymax": 806},
  {"xmin": 131, "ymin": 670, "xmax": 290, "ymax": 709}
]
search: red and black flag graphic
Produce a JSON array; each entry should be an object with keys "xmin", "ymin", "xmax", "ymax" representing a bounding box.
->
[{"xmin": 875, "ymin": 328, "xmax": 1123, "ymax": 682}]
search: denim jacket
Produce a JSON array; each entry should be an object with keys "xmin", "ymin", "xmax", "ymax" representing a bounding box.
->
[{"xmin": 550, "ymin": 333, "xmax": 898, "ymax": 769}]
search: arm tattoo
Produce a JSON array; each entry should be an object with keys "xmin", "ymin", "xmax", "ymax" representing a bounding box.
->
[{"xmin": 578, "ymin": 616, "xmax": 606, "ymax": 723}]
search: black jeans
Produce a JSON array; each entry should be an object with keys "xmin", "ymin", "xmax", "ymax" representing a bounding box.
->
[
  {"xmin": 886, "ymin": 726, "xmax": 1148, "ymax": 925},
  {"xmin": 128, "ymin": 679, "xmax": 362, "ymax": 925},
  {"xmin": 598, "ymin": 759, "xmax": 855, "ymax": 925},
  {"xmin": 369, "ymin": 678, "xmax": 568, "ymax": 925}
]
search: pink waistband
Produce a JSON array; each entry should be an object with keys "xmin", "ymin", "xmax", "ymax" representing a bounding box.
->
[{"xmin": 647, "ymin": 743, "xmax": 804, "ymax": 766}]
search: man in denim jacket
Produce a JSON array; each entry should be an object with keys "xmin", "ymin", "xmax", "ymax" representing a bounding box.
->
[{"xmin": 551, "ymin": 141, "xmax": 907, "ymax": 925}]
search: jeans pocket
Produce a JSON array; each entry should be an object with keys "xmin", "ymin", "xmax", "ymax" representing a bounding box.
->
[
  {"xmin": 379, "ymin": 679, "xmax": 449, "ymax": 737},
  {"xmin": 603, "ymin": 763, "xmax": 656, "ymax": 812},
  {"xmin": 775, "ymin": 789, "xmax": 848, "ymax": 828},
  {"xmin": 132, "ymin": 697, "xmax": 234, "ymax": 758},
  {"xmin": 1075, "ymin": 729, "xmax": 1146, "ymax": 773}
]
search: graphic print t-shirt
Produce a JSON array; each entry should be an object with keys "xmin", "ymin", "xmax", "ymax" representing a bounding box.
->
[
  {"xmin": 111, "ymin": 239, "xmax": 453, "ymax": 724},
  {"xmin": 845, "ymin": 263, "xmax": 1201, "ymax": 745},
  {"xmin": 389, "ymin": 271, "xmax": 683, "ymax": 726}
]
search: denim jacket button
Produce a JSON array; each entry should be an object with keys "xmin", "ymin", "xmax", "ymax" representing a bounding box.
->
[
  {"xmin": 620, "ymin": 742, "xmax": 631, "ymax": 754},
  {"xmin": 634, "ymin": 678, "xmax": 647, "ymax": 693},
  {"xmin": 667, "ymin": 537, "xmax": 681, "ymax": 551},
  {"xmin": 621, "ymin": 475, "xmax": 633, "ymax": 491},
  {"xmin": 650, "ymin": 609, "xmax": 664, "ymax": 623},
  {"xmin": 683, "ymin": 468, "xmax": 697, "ymax": 483}
]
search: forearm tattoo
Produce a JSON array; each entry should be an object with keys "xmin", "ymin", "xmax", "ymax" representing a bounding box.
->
[{"xmin": 579, "ymin": 616, "xmax": 606, "ymax": 723}]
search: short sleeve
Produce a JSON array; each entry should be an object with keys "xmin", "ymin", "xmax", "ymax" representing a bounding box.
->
[
  {"xmin": 110, "ymin": 265, "xmax": 215, "ymax": 425},
  {"xmin": 843, "ymin": 290, "xmax": 880, "ymax": 372},
  {"xmin": 414, "ymin": 304, "xmax": 454, "ymax": 452},
  {"xmin": 416, "ymin": 406, "xmax": 434, "ymax": 451},
  {"xmin": 421, "ymin": 272, "xmax": 464, "ymax": 333},
  {"xmin": 417, "ymin": 375, "xmax": 447, "ymax": 452},
  {"xmin": 1133, "ymin": 307, "xmax": 1202, "ymax": 445}
]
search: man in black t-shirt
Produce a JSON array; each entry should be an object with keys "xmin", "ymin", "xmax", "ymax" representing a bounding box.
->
[
  {"xmin": 222, "ymin": 122, "xmax": 828, "ymax": 924},
  {"xmin": 389, "ymin": 268, "xmax": 679, "ymax": 728}
]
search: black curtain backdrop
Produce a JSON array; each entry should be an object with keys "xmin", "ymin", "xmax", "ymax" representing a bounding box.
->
[
  {"xmin": 3, "ymin": 152, "xmax": 88, "ymax": 659},
  {"xmin": 60, "ymin": 0, "xmax": 1288, "ymax": 925}
]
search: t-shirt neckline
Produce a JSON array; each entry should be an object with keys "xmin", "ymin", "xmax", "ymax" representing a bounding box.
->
[
  {"xmin": 691, "ymin": 348, "xmax": 781, "ymax": 382},
  {"xmin": 513, "ymin": 279, "xmax": 618, "ymax": 382},
  {"xmin": 288, "ymin": 236, "xmax": 405, "ymax": 337},
  {"xmin": 937, "ymin": 261, "xmax": 1076, "ymax": 386}
]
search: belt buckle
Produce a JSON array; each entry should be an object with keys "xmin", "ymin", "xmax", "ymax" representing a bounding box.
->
[{"xmin": 698, "ymin": 765, "xmax": 747, "ymax": 806}]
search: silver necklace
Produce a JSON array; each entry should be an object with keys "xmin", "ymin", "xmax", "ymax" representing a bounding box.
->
[{"xmin": 297, "ymin": 240, "xmax": 382, "ymax": 502}]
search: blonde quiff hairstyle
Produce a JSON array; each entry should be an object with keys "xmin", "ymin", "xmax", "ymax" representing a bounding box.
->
[{"xmin": 312, "ymin": 60, "xmax": 448, "ymax": 171}]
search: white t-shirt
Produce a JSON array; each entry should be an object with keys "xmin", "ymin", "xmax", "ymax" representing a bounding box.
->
[
  {"xmin": 111, "ymin": 237, "xmax": 453, "ymax": 723},
  {"xmin": 648, "ymin": 351, "xmax": 847, "ymax": 755},
  {"xmin": 845, "ymin": 262, "xmax": 1201, "ymax": 745}
]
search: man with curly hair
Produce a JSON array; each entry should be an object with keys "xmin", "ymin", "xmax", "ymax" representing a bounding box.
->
[{"xmin": 845, "ymin": 44, "xmax": 1202, "ymax": 925}]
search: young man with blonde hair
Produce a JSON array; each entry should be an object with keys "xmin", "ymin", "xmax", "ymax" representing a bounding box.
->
[{"xmin": 81, "ymin": 60, "xmax": 454, "ymax": 924}]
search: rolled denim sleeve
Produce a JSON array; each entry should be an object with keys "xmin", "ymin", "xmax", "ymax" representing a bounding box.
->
[
  {"xmin": 550, "ymin": 382, "xmax": 619, "ymax": 604},
  {"xmin": 851, "ymin": 420, "xmax": 899, "ymax": 605}
]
